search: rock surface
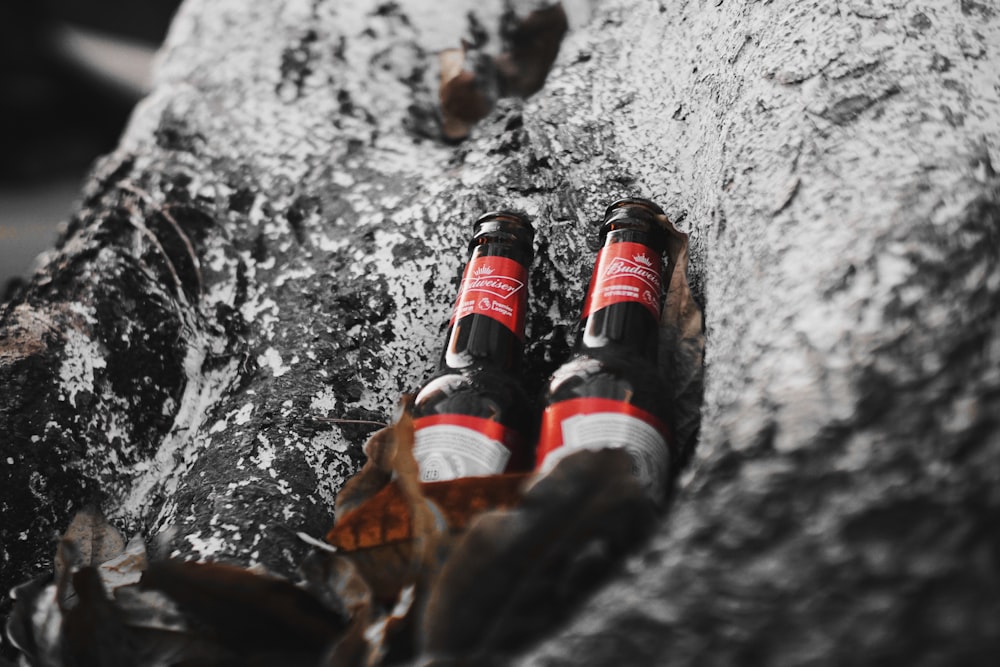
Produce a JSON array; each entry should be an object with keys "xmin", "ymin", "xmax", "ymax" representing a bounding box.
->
[{"xmin": 2, "ymin": 0, "xmax": 998, "ymax": 664}]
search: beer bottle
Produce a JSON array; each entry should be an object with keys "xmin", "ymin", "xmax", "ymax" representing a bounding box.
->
[
  {"xmin": 412, "ymin": 211, "xmax": 535, "ymax": 482},
  {"xmin": 535, "ymin": 198, "xmax": 675, "ymax": 500}
]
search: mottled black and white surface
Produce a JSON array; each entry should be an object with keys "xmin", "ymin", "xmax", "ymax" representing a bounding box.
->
[{"xmin": 2, "ymin": 0, "xmax": 999, "ymax": 664}]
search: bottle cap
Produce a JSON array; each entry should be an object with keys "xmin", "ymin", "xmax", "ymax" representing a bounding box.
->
[
  {"xmin": 600, "ymin": 197, "xmax": 667, "ymax": 249},
  {"xmin": 473, "ymin": 210, "xmax": 534, "ymax": 246},
  {"xmin": 603, "ymin": 197, "xmax": 665, "ymax": 223}
]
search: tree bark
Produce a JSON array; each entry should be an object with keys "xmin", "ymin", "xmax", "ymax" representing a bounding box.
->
[{"xmin": 2, "ymin": 0, "xmax": 998, "ymax": 664}]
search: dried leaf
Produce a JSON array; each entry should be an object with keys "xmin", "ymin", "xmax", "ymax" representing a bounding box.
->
[
  {"xmin": 99, "ymin": 534, "xmax": 148, "ymax": 591},
  {"xmin": 419, "ymin": 449, "xmax": 658, "ymax": 661},
  {"xmin": 60, "ymin": 567, "xmax": 139, "ymax": 665},
  {"xmin": 328, "ymin": 402, "xmax": 492, "ymax": 601},
  {"xmin": 299, "ymin": 552, "xmax": 374, "ymax": 667},
  {"xmin": 329, "ymin": 474, "xmax": 528, "ymax": 551},
  {"xmin": 322, "ymin": 402, "xmax": 530, "ymax": 663},
  {"xmin": 656, "ymin": 209, "xmax": 705, "ymax": 465},
  {"xmin": 55, "ymin": 505, "xmax": 127, "ymax": 580},
  {"xmin": 362, "ymin": 583, "xmax": 421, "ymax": 667},
  {"xmin": 334, "ymin": 426, "xmax": 396, "ymax": 520},
  {"xmin": 113, "ymin": 585, "xmax": 189, "ymax": 635},
  {"xmin": 438, "ymin": 42, "xmax": 499, "ymax": 141},
  {"xmin": 138, "ymin": 560, "xmax": 349, "ymax": 658},
  {"xmin": 7, "ymin": 508, "xmax": 144, "ymax": 666},
  {"xmin": 327, "ymin": 474, "xmax": 526, "ymax": 599},
  {"xmin": 437, "ymin": 4, "xmax": 567, "ymax": 140},
  {"xmin": 5, "ymin": 574, "xmax": 57, "ymax": 664},
  {"xmin": 496, "ymin": 3, "xmax": 569, "ymax": 97}
]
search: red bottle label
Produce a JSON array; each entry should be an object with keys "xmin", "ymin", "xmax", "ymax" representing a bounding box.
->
[
  {"xmin": 581, "ymin": 241, "xmax": 663, "ymax": 321},
  {"xmin": 536, "ymin": 397, "xmax": 671, "ymax": 499},
  {"xmin": 413, "ymin": 414, "xmax": 521, "ymax": 482},
  {"xmin": 449, "ymin": 255, "xmax": 528, "ymax": 338}
]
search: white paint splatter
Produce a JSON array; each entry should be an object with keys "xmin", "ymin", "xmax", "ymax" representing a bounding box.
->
[
  {"xmin": 313, "ymin": 430, "xmax": 348, "ymax": 453},
  {"xmin": 234, "ymin": 401, "xmax": 255, "ymax": 425},
  {"xmin": 310, "ymin": 386, "xmax": 338, "ymax": 414},
  {"xmin": 314, "ymin": 233, "xmax": 350, "ymax": 254},
  {"xmin": 241, "ymin": 297, "xmax": 280, "ymax": 335},
  {"xmin": 332, "ymin": 170, "xmax": 355, "ymax": 187},
  {"xmin": 253, "ymin": 433, "xmax": 276, "ymax": 474},
  {"xmin": 257, "ymin": 347, "xmax": 290, "ymax": 377},
  {"xmin": 185, "ymin": 531, "xmax": 228, "ymax": 558},
  {"xmin": 58, "ymin": 329, "xmax": 107, "ymax": 408},
  {"xmin": 274, "ymin": 265, "xmax": 316, "ymax": 287}
]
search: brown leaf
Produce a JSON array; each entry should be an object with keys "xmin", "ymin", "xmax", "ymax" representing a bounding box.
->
[
  {"xmin": 7, "ymin": 509, "xmax": 147, "ymax": 666},
  {"xmin": 55, "ymin": 505, "xmax": 127, "ymax": 581},
  {"xmin": 5, "ymin": 574, "xmax": 57, "ymax": 664},
  {"xmin": 60, "ymin": 567, "xmax": 139, "ymax": 666},
  {"xmin": 327, "ymin": 398, "xmax": 528, "ymax": 614},
  {"xmin": 356, "ymin": 583, "xmax": 418, "ymax": 667},
  {"xmin": 299, "ymin": 552, "xmax": 374, "ymax": 667},
  {"xmin": 98, "ymin": 534, "xmax": 148, "ymax": 591},
  {"xmin": 139, "ymin": 560, "xmax": 348, "ymax": 659},
  {"xmin": 419, "ymin": 449, "xmax": 658, "ymax": 661},
  {"xmin": 438, "ymin": 42, "xmax": 499, "ymax": 141},
  {"xmin": 329, "ymin": 474, "xmax": 528, "ymax": 552},
  {"xmin": 655, "ymin": 209, "xmax": 705, "ymax": 465},
  {"xmin": 326, "ymin": 474, "xmax": 527, "ymax": 600},
  {"xmin": 496, "ymin": 3, "xmax": 569, "ymax": 97},
  {"xmin": 334, "ymin": 425, "xmax": 396, "ymax": 520}
]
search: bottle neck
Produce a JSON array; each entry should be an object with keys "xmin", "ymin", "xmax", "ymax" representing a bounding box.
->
[
  {"xmin": 576, "ymin": 228, "xmax": 664, "ymax": 361},
  {"xmin": 441, "ymin": 240, "xmax": 530, "ymax": 371}
]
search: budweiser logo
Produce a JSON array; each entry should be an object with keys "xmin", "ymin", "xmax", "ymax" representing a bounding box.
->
[
  {"xmin": 465, "ymin": 274, "xmax": 524, "ymax": 300},
  {"xmin": 603, "ymin": 256, "xmax": 660, "ymax": 290},
  {"xmin": 473, "ymin": 265, "xmax": 495, "ymax": 277}
]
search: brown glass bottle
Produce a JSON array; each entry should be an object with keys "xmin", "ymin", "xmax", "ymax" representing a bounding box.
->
[
  {"xmin": 535, "ymin": 198, "xmax": 675, "ymax": 501},
  {"xmin": 412, "ymin": 211, "xmax": 535, "ymax": 482}
]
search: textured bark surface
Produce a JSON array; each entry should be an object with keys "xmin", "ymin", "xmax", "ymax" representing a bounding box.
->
[{"xmin": 1, "ymin": 0, "xmax": 998, "ymax": 664}]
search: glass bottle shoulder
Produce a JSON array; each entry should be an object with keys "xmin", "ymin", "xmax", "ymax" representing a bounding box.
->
[
  {"xmin": 545, "ymin": 347, "xmax": 669, "ymax": 416},
  {"xmin": 413, "ymin": 364, "xmax": 531, "ymax": 426}
]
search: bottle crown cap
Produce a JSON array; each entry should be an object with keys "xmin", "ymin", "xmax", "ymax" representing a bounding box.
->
[
  {"xmin": 472, "ymin": 210, "xmax": 535, "ymax": 248},
  {"xmin": 600, "ymin": 197, "xmax": 667, "ymax": 249},
  {"xmin": 603, "ymin": 197, "xmax": 665, "ymax": 223}
]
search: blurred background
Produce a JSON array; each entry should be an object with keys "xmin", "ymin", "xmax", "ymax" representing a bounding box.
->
[{"xmin": 0, "ymin": 0, "xmax": 182, "ymax": 295}]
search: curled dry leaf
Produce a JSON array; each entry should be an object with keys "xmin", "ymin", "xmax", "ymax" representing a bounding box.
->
[
  {"xmin": 299, "ymin": 551, "xmax": 374, "ymax": 666},
  {"xmin": 327, "ymin": 402, "xmax": 495, "ymax": 602},
  {"xmin": 438, "ymin": 3, "xmax": 568, "ymax": 141},
  {"xmin": 326, "ymin": 398, "xmax": 529, "ymax": 604},
  {"xmin": 496, "ymin": 2, "xmax": 569, "ymax": 97},
  {"xmin": 138, "ymin": 560, "xmax": 349, "ymax": 661},
  {"xmin": 327, "ymin": 473, "xmax": 527, "ymax": 600},
  {"xmin": 438, "ymin": 42, "xmax": 499, "ymax": 142},
  {"xmin": 6, "ymin": 508, "xmax": 153, "ymax": 665},
  {"xmin": 60, "ymin": 567, "xmax": 139, "ymax": 666},
  {"xmin": 6, "ymin": 574, "xmax": 57, "ymax": 665},
  {"xmin": 334, "ymin": 425, "xmax": 397, "ymax": 519},
  {"xmin": 54, "ymin": 505, "xmax": 127, "ymax": 581},
  {"xmin": 419, "ymin": 448, "xmax": 658, "ymax": 661},
  {"xmin": 386, "ymin": 405, "xmax": 444, "ymax": 582},
  {"xmin": 655, "ymin": 209, "xmax": 705, "ymax": 464},
  {"xmin": 8, "ymin": 508, "xmax": 363, "ymax": 666}
]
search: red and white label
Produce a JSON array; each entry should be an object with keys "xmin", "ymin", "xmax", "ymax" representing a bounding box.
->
[
  {"xmin": 536, "ymin": 397, "xmax": 671, "ymax": 499},
  {"xmin": 413, "ymin": 414, "xmax": 518, "ymax": 482},
  {"xmin": 450, "ymin": 255, "xmax": 528, "ymax": 338},
  {"xmin": 581, "ymin": 241, "xmax": 663, "ymax": 320}
]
